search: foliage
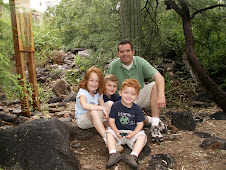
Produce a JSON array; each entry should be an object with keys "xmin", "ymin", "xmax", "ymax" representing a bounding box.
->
[
  {"xmin": 190, "ymin": 0, "xmax": 226, "ymax": 89},
  {"xmin": 33, "ymin": 17, "xmax": 63, "ymax": 67},
  {"xmin": 45, "ymin": 0, "xmax": 120, "ymax": 54},
  {"xmin": 65, "ymin": 49, "xmax": 111, "ymax": 86},
  {"xmin": 0, "ymin": 5, "xmax": 21, "ymax": 99},
  {"xmin": 141, "ymin": 0, "xmax": 226, "ymax": 90}
]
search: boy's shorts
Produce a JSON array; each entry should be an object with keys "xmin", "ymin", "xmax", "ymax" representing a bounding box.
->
[
  {"xmin": 104, "ymin": 128, "xmax": 147, "ymax": 149},
  {"xmin": 76, "ymin": 111, "xmax": 105, "ymax": 129},
  {"xmin": 135, "ymin": 82, "xmax": 155, "ymax": 108}
]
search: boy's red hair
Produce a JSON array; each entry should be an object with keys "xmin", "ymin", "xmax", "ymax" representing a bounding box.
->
[
  {"xmin": 79, "ymin": 67, "xmax": 105, "ymax": 95},
  {"xmin": 121, "ymin": 79, "xmax": 140, "ymax": 95}
]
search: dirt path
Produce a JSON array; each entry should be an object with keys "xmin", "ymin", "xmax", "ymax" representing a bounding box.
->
[{"xmin": 70, "ymin": 106, "xmax": 226, "ymax": 170}]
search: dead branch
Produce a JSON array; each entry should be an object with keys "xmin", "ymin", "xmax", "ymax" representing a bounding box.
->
[{"xmin": 191, "ymin": 4, "xmax": 226, "ymax": 19}]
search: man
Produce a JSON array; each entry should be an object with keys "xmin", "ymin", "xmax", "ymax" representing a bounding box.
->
[{"xmin": 107, "ymin": 40, "xmax": 166, "ymax": 142}]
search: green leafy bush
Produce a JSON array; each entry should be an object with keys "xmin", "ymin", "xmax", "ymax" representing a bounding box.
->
[
  {"xmin": 33, "ymin": 18, "xmax": 63, "ymax": 66},
  {"xmin": 45, "ymin": 0, "xmax": 120, "ymax": 54},
  {"xmin": 0, "ymin": 6, "xmax": 21, "ymax": 99}
]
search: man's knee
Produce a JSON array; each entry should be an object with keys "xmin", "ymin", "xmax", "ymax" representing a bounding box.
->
[{"xmin": 150, "ymin": 83, "xmax": 157, "ymax": 97}]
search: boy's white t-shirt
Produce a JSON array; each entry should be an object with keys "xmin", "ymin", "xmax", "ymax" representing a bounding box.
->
[{"xmin": 75, "ymin": 88, "xmax": 102, "ymax": 119}]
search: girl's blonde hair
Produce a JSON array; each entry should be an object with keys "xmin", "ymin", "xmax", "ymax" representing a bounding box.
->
[{"xmin": 79, "ymin": 67, "xmax": 105, "ymax": 95}]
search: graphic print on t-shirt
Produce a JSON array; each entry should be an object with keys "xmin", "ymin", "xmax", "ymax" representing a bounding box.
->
[{"xmin": 118, "ymin": 112, "xmax": 135, "ymax": 126}]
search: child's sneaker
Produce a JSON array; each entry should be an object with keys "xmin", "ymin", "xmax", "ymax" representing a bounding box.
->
[
  {"xmin": 106, "ymin": 152, "xmax": 122, "ymax": 169},
  {"xmin": 158, "ymin": 120, "xmax": 168, "ymax": 134},
  {"xmin": 150, "ymin": 126, "xmax": 163, "ymax": 142},
  {"xmin": 123, "ymin": 154, "xmax": 138, "ymax": 169}
]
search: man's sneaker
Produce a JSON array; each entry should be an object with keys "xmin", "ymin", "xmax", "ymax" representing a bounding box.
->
[
  {"xmin": 150, "ymin": 126, "xmax": 163, "ymax": 142},
  {"xmin": 116, "ymin": 144, "xmax": 124, "ymax": 153},
  {"xmin": 158, "ymin": 120, "xmax": 168, "ymax": 134},
  {"xmin": 106, "ymin": 152, "xmax": 122, "ymax": 169},
  {"xmin": 123, "ymin": 154, "xmax": 138, "ymax": 169}
]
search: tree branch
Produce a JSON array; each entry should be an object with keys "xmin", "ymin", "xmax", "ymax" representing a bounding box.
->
[
  {"xmin": 164, "ymin": 0, "xmax": 183, "ymax": 17},
  {"xmin": 191, "ymin": 4, "xmax": 226, "ymax": 19}
]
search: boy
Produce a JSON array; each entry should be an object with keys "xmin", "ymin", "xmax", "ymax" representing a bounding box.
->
[
  {"xmin": 103, "ymin": 74, "xmax": 121, "ymax": 102},
  {"xmin": 105, "ymin": 79, "xmax": 147, "ymax": 169},
  {"xmin": 104, "ymin": 74, "xmax": 166, "ymax": 142}
]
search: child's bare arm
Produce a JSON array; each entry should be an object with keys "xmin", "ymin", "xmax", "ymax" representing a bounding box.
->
[
  {"xmin": 126, "ymin": 122, "xmax": 144, "ymax": 139},
  {"xmin": 80, "ymin": 95, "xmax": 107, "ymax": 115},
  {"xmin": 109, "ymin": 118, "xmax": 122, "ymax": 138},
  {"xmin": 98, "ymin": 96, "xmax": 105, "ymax": 106}
]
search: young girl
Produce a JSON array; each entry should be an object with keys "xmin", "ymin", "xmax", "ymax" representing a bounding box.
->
[{"xmin": 75, "ymin": 67, "xmax": 113, "ymax": 138}]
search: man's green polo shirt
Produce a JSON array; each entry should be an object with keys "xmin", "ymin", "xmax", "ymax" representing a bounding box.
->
[{"xmin": 107, "ymin": 56, "xmax": 158, "ymax": 93}]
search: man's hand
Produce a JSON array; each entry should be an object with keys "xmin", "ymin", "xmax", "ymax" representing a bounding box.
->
[{"xmin": 157, "ymin": 94, "xmax": 166, "ymax": 109}]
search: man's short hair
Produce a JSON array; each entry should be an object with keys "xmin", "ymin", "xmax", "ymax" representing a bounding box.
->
[
  {"xmin": 121, "ymin": 79, "xmax": 140, "ymax": 95},
  {"xmin": 118, "ymin": 40, "xmax": 133, "ymax": 52}
]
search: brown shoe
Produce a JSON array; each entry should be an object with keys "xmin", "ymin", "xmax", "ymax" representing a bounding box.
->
[
  {"xmin": 123, "ymin": 154, "xmax": 138, "ymax": 169},
  {"xmin": 106, "ymin": 152, "xmax": 122, "ymax": 169}
]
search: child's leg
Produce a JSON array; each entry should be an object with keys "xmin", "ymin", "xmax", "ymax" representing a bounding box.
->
[
  {"xmin": 123, "ymin": 134, "xmax": 146, "ymax": 169},
  {"xmin": 86, "ymin": 110, "xmax": 106, "ymax": 137},
  {"xmin": 106, "ymin": 132, "xmax": 117, "ymax": 153},
  {"xmin": 102, "ymin": 101, "xmax": 114, "ymax": 114},
  {"xmin": 106, "ymin": 132, "xmax": 122, "ymax": 168},
  {"xmin": 131, "ymin": 135, "xmax": 146, "ymax": 156}
]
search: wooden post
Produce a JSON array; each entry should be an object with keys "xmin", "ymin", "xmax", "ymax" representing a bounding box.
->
[
  {"xmin": 9, "ymin": 0, "xmax": 40, "ymax": 116},
  {"xmin": 120, "ymin": 0, "xmax": 142, "ymax": 56}
]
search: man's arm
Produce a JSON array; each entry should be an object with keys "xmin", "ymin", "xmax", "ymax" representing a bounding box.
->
[{"xmin": 153, "ymin": 72, "xmax": 166, "ymax": 109}]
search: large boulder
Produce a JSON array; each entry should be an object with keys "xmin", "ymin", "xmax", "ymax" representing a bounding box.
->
[
  {"xmin": 0, "ymin": 118, "xmax": 80, "ymax": 170},
  {"xmin": 171, "ymin": 112, "xmax": 196, "ymax": 131}
]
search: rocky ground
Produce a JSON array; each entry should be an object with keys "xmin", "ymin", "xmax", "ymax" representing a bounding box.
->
[
  {"xmin": 1, "ymin": 100, "xmax": 226, "ymax": 169},
  {"xmin": 69, "ymin": 104, "xmax": 226, "ymax": 170},
  {"xmin": 1, "ymin": 50, "xmax": 226, "ymax": 169}
]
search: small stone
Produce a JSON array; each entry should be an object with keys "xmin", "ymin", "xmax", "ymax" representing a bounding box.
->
[{"xmin": 219, "ymin": 150, "xmax": 226, "ymax": 155}]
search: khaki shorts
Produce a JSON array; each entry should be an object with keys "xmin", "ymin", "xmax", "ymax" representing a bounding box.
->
[
  {"xmin": 104, "ymin": 127, "xmax": 147, "ymax": 149},
  {"xmin": 134, "ymin": 82, "xmax": 155, "ymax": 108},
  {"xmin": 76, "ymin": 111, "xmax": 105, "ymax": 129}
]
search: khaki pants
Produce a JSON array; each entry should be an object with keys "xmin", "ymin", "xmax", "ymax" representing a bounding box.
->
[{"xmin": 134, "ymin": 82, "xmax": 155, "ymax": 108}]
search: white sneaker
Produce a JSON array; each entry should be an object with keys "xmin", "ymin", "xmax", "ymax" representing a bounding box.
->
[
  {"xmin": 150, "ymin": 126, "xmax": 163, "ymax": 142},
  {"xmin": 158, "ymin": 120, "xmax": 168, "ymax": 134}
]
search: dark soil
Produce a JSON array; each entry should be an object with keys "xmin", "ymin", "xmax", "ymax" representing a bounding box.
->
[{"xmin": 70, "ymin": 105, "xmax": 226, "ymax": 170}]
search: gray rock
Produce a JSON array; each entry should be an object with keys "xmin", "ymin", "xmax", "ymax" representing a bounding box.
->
[
  {"xmin": 0, "ymin": 113, "xmax": 17, "ymax": 123},
  {"xmin": 67, "ymin": 121, "xmax": 98, "ymax": 140},
  {"xmin": 59, "ymin": 117, "xmax": 73, "ymax": 124},
  {"xmin": 52, "ymin": 78, "xmax": 71, "ymax": 99},
  {"xmin": 63, "ymin": 91, "xmax": 77, "ymax": 102},
  {"xmin": 171, "ymin": 112, "xmax": 196, "ymax": 131},
  {"xmin": 200, "ymin": 137, "xmax": 226, "ymax": 150},
  {"xmin": 147, "ymin": 154, "xmax": 176, "ymax": 170},
  {"xmin": 0, "ymin": 118, "xmax": 80, "ymax": 169},
  {"xmin": 209, "ymin": 111, "xmax": 226, "ymax": 120},
  {"xmin": 193, "ymin": 131, "xmax": 212, "ymax": 138}
]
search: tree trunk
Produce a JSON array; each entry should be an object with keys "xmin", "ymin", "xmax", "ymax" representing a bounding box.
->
[
  {"xmin": 120, "ymin": 0, "xmax": 142, "ymax": 56},
  {"xmin": 165, "ymin": 0, "xmax": 226, "ymax": 112}
]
